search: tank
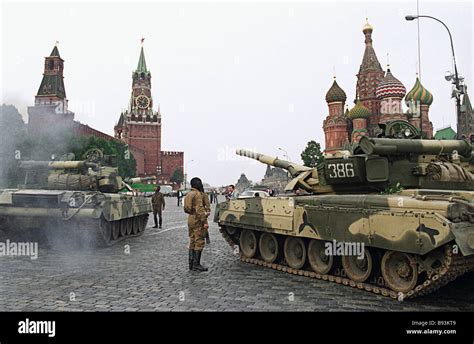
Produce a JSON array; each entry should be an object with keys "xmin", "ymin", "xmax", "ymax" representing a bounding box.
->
[
  {"xmin": 214, "ymin": 123, "xmax": 474, "ymax": 299},
  {"xmin": 0, "ymin": 149, "xmax": 154, "ymax": 246}
]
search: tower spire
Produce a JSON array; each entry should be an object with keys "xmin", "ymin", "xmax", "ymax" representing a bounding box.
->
[
  {"xmin": 136, "ymin": 39, "xmax": 148, "ymax": 73},
  {"xmin": 50, "ymin": 41, "xmax": 60, "ymax": 57},
  {"xmin": 359, "ymin": 18, "xmax": 382, "ymax": 72}
]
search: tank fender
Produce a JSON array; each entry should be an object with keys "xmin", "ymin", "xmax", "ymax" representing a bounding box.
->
[{"xmin": 451, "ymin": 222, "xmax": 474, "ymax": 256}]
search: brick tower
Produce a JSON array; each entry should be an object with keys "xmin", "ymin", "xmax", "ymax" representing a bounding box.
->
[
  {"xmin": 355, "ymin": 19, "xmax": 385, "ymax": 135},
  {"xmin": 375, "ymin": 66, "xmax": 407, "ymax": 123},
  {"xmin": 405, "ymin": 76, "xmax": 434, "ymax": 138},
  {"xmin": 322, "ymin": 78, "xmax": 350, "ymax": 153},
  {"xmin": 28, "ymin": 44, "xmax": 75, "ymax": 135},
  {"xmin": 115, "ymin": 44, "xmax": 162, "ymax": 176}
]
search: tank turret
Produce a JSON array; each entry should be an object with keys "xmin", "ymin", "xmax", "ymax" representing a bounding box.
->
[
  {"xmin": 236, "ymin": 136, "xmax": 474, "ymax": 194},
  {"xmin": 17, "ymin": 149, "xmax": 156, "ymax": 193}
]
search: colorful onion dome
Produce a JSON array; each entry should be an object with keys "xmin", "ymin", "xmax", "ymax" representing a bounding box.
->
[
  {"xmin": 405, "ymin": 77, "xmax": 433, "ymax": 106},
  {"xmin": 347, "ymin": 100, "xmax": 371, "ymax": 120},
  {"xmin": 375, "ymin": 68, "xmax": 406, "ymax": 99},
  {"xmin": 325, "ymin": 79, "xmax": 347, "ymax": 103}
]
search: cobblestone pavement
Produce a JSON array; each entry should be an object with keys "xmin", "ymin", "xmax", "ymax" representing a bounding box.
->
[{"xmin": 0, "ymin": 199, "xmax": 473, "ymax": 312}]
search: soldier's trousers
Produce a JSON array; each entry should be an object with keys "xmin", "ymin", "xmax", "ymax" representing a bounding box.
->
[
  {"xmin": 188, "ymin": 225, "xmax": 206, "ymax": 251},
  {"xmin": 153, "ymin": 210, "xmax": 162, "ymax": 227}
]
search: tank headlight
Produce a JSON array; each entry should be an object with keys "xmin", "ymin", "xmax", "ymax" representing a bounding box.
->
[{"xmin": 404, "ymin": 128, "xmax": 411, "ymax": 137}]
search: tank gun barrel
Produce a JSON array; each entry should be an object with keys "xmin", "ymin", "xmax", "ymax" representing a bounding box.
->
[
  {"xmin": 19, "ymin": 160, "xmax": 99, "ymax": 170},
  {"xmin": 236, "ymin": 149, "xmax": 311, "ymax": 176},
  {"xmin": 124, "ymin": 176, "xmax": 157, "ymax": 184},
  {"xmin": 359, "ymin": 137, "xmax": 472, "ymax": 158}
]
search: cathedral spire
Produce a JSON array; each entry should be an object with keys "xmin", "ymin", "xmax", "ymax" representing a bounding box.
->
[{"xmin": 359, "ymin": 18, "xmax": 382, "ymax": 73}]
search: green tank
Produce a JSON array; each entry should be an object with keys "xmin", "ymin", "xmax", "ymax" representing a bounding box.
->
[
  {"xmin": 0, "ymin": 149, "xmax": 153, "ymax": 246},
  {"xmin": 214, "ymin": 122, "xmax": 474, "ymax": 299}
]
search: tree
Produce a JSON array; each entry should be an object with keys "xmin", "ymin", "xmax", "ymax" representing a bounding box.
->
[
  {"xmin": 0, "ymin": 105, "xmax": 27, "ymax": 187},
  {"xmin": 69, "ymin": 136, "xmax": 137, "ymax": 178},
  {"xmin": 170, "ymin": 168, "xmax": 184, "ymax": 185},
  {"xmin": 300, "ymin": 140, "xmax": 324, "ymax": 167}
]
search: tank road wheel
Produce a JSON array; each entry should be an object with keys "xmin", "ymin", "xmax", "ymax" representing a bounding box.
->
[
  {"xmin": 126, "ymin": 218, "xmax": 133, "ymax": 236},
  {"xmin": 139, "ymin": 215, "xmax": 148, "ymax": 233},
  {"xmin": 119, "ymin": 220, "xmax": 127, "ymax": 237},
  {"xmin": 132, "ymin": 217, "xmax": 140, "ymax": 235},
  {"xmin": 308, "ymin": 240, "xmax": 334, "ymax": 274},
  {"xmin": 342, "ymin": 248, "xmax": 374, "ymax": 283},
  {"xmin": 259, "ymin": 233, "xmax": 279, "ymax": 263},
  {"xmin": 111, "ymin": 222, "xmax": 120, "ymax": 241},
  {"xmin": 381, "ymin": 251, "xmax": 419, "ymax": 293},
  {"xmin": 284, "ymin": 237, "xmax": 307, "ymax": 270},
  {"xmin": 240, "ymin": 230, "xmax": 258, "ymax": 258}
]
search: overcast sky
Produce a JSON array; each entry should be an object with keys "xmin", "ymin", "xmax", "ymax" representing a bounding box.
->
[{"xmin": 1, "ymin": 0, "xmax": 472, "ymax": 186}]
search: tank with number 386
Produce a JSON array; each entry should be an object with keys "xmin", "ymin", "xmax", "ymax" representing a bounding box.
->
[{"xmin": 215, "ymin": 121, "xmax": 474, "ymax": 299}]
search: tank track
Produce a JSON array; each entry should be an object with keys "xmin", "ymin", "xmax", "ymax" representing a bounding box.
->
[
  {"xmin": 95, "ymin": 214, "xmax": 149, "ymax": 247},
  {"xmin": 219, "ymin": 226, "xmax": 474, "ymax": 300}
]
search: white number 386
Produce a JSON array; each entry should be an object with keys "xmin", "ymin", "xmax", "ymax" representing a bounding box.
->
[{"xmin": 327, "ymin": 163, "xmax": 355, "ymax": 178}]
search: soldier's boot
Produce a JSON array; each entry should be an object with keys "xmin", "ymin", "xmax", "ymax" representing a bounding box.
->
[
  {"xmin": 188, "ymin": 249, "xmax": 194, "ymax": 270},
  {"xmin": 192, "ymin": 250, "xmax": 208, "ymax": 272}
]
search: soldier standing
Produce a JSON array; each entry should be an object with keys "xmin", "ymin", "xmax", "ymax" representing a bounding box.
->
[
  {"xmin": 184, "ymin": 177, "xmax": 209, "ymax": 272},
  {"xmin": 152, "ymin": 186, "xmax": 165, "ymax": 229}
]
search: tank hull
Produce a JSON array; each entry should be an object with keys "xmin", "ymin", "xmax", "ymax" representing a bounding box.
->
[
  {"xmin": 0, "ymin": 189, "xmax": 152, "ymax": 246},
  {"xmin": 215, "ymin": 190, "xmax": 474, "ymax": 299}
]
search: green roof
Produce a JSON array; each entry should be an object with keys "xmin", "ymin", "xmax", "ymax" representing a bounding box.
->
[
  {"xmin": 347, "ymin": 100, "xmax": 371, "ymax": 120},
  {"xmin": 136, "ymin": 47, "xmax": 148, "ymax": 73},
  {"xmin": 36, "ymin": 74, "xmax": 66, "ymax": 98},
  {"xmin": 117, "ymin": 113, "xmax": 125, "ymax": 127},
  {"xmin": 434, "ymin": 126, "xmax": 457, "ymax": 140},
  {"xmin": 50, "ymin": 45, "xmax": 60, "ymax": 57}
]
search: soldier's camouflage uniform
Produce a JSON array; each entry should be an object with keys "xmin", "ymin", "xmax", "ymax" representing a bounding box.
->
[{"xmin": 184, "ymin": 188, "xmax": 208, "ymax": 251}]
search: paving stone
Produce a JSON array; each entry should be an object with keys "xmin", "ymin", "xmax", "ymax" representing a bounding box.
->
[{"xmin": 0, "ymin": 201, "xmax": 473, "ymax": 311}]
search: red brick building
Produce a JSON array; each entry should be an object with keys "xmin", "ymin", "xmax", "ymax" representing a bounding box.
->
[
  {"xmin": 323, "ymin": 19, "xmax": 434, "ymax": 153},
  {"xmin": 27, "ymin": 44, "xmax": 183, "ymax": 187},
  {"xmin": 114, "ymin": 44, "xmax": 184, "ymax": 185}
]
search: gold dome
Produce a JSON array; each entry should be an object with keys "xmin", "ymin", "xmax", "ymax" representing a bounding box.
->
[{"xmin": 363, "ymin": 18, "xmax": 373, "ymax": 32}]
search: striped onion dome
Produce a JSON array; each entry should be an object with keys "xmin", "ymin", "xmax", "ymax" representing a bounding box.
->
[
  {"xmin": 375, "ymin": 68, "xmax": 406, "ymax": 99},
  {"xmin": 325, "ymin": 79, "xmax": 347, "ymax": 103},
  {"xmin": 347, "ymin": 100, "xmax": 371, "ymax": 120},
  {"xmin": 405, "ymin": 77, "xmax": 433, "ymax": 106}
]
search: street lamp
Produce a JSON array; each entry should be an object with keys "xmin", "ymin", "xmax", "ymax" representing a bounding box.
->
[
  {"xmin": 278, "ymin": 147, "xmax": 290, "ymax": 161},
  {"xmin": 405, "ymin": 15, "xmax": 464, "ymax": 138},
  {"xmin": 184, "ymin": 159, "xmax": 194, "ymax": 190}
]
